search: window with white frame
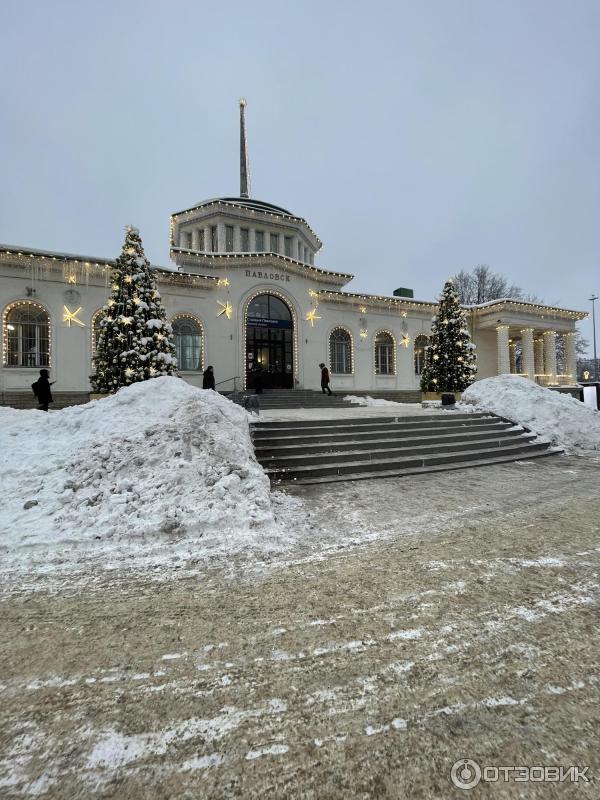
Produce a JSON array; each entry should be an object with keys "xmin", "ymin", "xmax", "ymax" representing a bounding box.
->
[
  {"xmin": 172, "ymin": 316, "xmax": 203, "ymax": 371},
  {"xmin": 284, "ymin": 236, "xmax": 293, "ymax": 256},
  {"xmin": 255, "ymin": 230, "xmax": 265, "ymax": 251},
  {"xmin": 414, "ymin": 334, "xmax": 430, "ymax": 375},
  {"xmin": 211, "ymin": 226, "xmax": 218, "ymax": 251},
  {"xmin": 240, "ymin": 228, "xmax": 249, "ymax": 251},
  {"xmin": 225, "ymin": 225, "xmax": 234, "ymax": 252},
  {"xmin": 5, "ymin": 302, "xmax": 50, "ymax": 367},
  {"xmin": 269, "ymin": 233, "xmax": 279, "ymax": 253},
  {"xmin": 329, "ymin": 328, "xmax": 352, "ymax": 374},
  {"xmin": 375, "ymin": 331, "xmax": 395, "ymax": 375}
]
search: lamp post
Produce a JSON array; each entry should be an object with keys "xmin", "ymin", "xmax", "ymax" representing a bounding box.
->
[{"xmin": 590, "ymin": 294, "xmax": 599, "ymax": 381}]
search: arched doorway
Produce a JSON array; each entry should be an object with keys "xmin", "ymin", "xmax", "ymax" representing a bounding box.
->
[{"xmin": 246, "ymin": 293, "xmax": 294, "ymax": 389}]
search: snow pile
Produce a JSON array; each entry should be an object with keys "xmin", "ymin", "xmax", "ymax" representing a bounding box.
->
[
  {"xmin": 344, "ymin": 395, "xmax": 404, "ymax": 407},
  {"xmin": 0, "ymin": 377, "xmax": 297, "ymax": 566},
  {"xmin": 462, "ymin": 375, "xmax": 600, "ymax": 453}
]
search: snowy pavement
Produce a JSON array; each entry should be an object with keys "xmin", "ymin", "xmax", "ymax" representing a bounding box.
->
[{"xmin": 2, "ymin": 453, "xmax": 600, "ymax": 798}]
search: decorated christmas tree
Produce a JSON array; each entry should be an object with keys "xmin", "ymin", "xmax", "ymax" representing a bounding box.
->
[
  {"xmin": 91, "ymin": 226, "xmax": 177, "ymax": 393},
  {"xmin": 420, "ymin": 278, "xmax": 477, "ymax": 393}
]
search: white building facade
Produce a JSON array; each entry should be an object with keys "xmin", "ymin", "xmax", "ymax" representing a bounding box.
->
[{"xmin": 0, "ymin": 102, "xmax": 587, "ymax": 407}]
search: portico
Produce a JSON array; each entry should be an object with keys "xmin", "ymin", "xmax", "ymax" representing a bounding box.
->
[{"xmin": 477, "ymin": 300, "xmax": 584, "ymax": 386}]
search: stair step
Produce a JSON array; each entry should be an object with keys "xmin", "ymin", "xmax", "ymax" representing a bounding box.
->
[
  {"xmin": 252, "ymin": 420, "xmax": 509, "ymax": 445},
  {"xmin": 280, "ymin": 447, "xmax": 563, "ymax": 485},
  {"xmin": 264, "ymin": 439, "xmax": 555, "ymax": 480},
  {"xmin": 251, "ymin": 413, "xmax": 494, "ymax": 434},
  {"xmin": 256, "ymin": 428, "xmax": 528, "ymax": 458}
]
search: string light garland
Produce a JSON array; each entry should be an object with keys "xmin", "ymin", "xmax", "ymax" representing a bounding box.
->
[
  {"xmin": 373, "ymin": 330, "xmax": 397, "ymax": 376},
  {"xmin": 242, "ymin": 287, "xmax": 299, "ymax": 390},
  {"xmin": 170, "ymin": 313, "xmax": 206, "ymax": 372},
  {"xmin": 2, "ymin": 299, "xmax": 52, "ymax": 368}
]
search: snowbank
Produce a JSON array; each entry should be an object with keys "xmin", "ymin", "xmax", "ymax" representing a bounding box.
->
[
  {"xmin": 344, "ymin": 395, "xmax": 404, "ymax": 407},
  {"xmin": 462, "ymin": 375, "xmax": 600, "ymax": 453},
  {"xmin": 0, "ymin": 377, "xmax": 300, "ymax": 569}
]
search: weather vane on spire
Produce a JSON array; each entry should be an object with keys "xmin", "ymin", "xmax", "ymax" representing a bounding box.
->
[{"xmin": 239, "ymin": 97, "xmax": 251, "ymax": 198}]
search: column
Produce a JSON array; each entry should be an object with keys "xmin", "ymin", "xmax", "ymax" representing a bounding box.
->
[
  {"xmin": 534, "ymin": 337, "xmax": 544, "ymax": 377},
  {"xmin": 233, "ymin": 225, "xmax": 241, "ymax": 252},
  {"xmin": 279, "ymin": 233, "xmax": 285, "ymax": 256},
  {"xmin": 520, "ymin": 328, "xmax": 535, "ymax": 380},
  {"xmin": 204, "ymin": 226, "xmax": 211, "ymax": 252},
  {"xmin": 565, "ymin": 332, "xmax": 577, "ymax": 382},
  {"xmin": 217, "ymin": 222, "xmax": 226, "ymax": 253},
  {"xmin": 191, "ymin": 228, "xmax": 200, "ymax": 250},
  {"xmin": 250, "ymin": 227, "xmax": 256, "ymax": 252},
  {"xmin": 509, "ymin": 340, "xmax": 517, "ymax": 373},
  {"xmin": 496, "ymin": 325, "xmax": 510, "ymax": 374},
  {"xmin": 543, "ymin": 330, "xmax": 557, "ymax": 384}
]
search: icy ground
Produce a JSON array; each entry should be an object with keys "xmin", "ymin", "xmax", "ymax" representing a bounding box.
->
[
  {"xmin": 1, "ymin": 454, "xmax": 600, "ymax": 798},
  {"xmin": 462, "ymin": 374, "xmax": 600, "ymax": 453}
]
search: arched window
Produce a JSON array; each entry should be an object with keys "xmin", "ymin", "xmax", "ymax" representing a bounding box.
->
[
  {"xmin": 330, "ymin": 327, "xmax": 352, "ymax": 374},
  {"xmin": 172, "ymin": 316, "xmax": 203, "ymax": 371},
  {"xmin": 414, "ymin": 334, "xmax": 430, "ymax": 375},
  {"xmin": 4, "ymin": 302, "xmax": 50, "ymax": 367},
  {"xmin": 374, "ymin": 331, "xmax": 395, "ymax": 375}
]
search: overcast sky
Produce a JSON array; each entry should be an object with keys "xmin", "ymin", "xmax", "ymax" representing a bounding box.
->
[{"xmin": 1, "ymin": 0, "xmax": 598, "ymax": 351}]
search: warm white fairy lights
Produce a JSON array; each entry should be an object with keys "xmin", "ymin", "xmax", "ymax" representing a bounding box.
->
[
  {"xmin": 2, "ymin": 300, "xmax": 52, "ymax": 367},
  {"xmin": 242, "ymin": 288, "xmax": 299, "ymax": 390},
  {"xmin": 170, "ymin": 313, "xmax": 206, "ymax": 372},
  {"xmin": 373, "ymin": 330, "xmax": 397, "ymax": 376}
]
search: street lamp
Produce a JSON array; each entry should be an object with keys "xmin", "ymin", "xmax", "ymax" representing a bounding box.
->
[{"xmin": 590, "ymin": 294, "xmax": 599, "ymax": 381}]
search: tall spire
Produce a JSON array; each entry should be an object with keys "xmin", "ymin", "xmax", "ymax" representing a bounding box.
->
[{"xmin": 239, "ymin": 97, "xmax": 250, "ymax": 198}]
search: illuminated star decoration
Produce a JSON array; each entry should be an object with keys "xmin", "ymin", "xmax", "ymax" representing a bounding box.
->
[
  {"xmin": 62, "ymin": 305, "xmax": 85, "ymax": 328},
  {"xmin": 401, "ymin": 311, "xmax": 408, "ymax": 318},
  {"xmin": 66, "ymin": 274, "xmax": 77, "ymax": 285},
  {"xmin": 359, "ymin": 328, "xmax": 368, "ymax": 339},
  {"xmin": 217, "ymin": 277, "xmax": 230, "ymax": 287},
  {"xmin": 217, "ymin": 300, "xmax": 233, "ymax": 319},
  {"xmin": 305, "ymin": 308, "xmax": 321, "ymax": 327},
  {"xmin": 308, "ymin": 289, "xmax": 319, "ymax": 299},
  {"xmin": 359, "ymin": 306, "xmax": 367, "ymax": 314},
  {"xmin": 400, "ymin": 334, "xmax": 411, "ymax": 348}
]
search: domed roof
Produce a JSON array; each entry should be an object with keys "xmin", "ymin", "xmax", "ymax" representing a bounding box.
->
[{"xmin": 197, "ymin": 196, "xmax": 295, "ymax": 217}]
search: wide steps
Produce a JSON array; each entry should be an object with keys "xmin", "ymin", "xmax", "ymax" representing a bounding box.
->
[{"xmin": 251, "ymin": 411, "xmax": 561, "ymax": 484}]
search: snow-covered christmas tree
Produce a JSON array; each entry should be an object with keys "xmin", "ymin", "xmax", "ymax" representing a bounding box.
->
[
  {"xmin": 91, "ymin": 226, "xmax": 177, "ymax": 393},
  {"xmin": 420, "ymin": 278, "xmax": 477, "ymax": 393}
]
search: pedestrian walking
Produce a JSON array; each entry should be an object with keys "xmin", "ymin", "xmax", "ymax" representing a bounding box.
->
[
  {"xmin": 32, "ymin": 369, "xmax": 54, "ymax": 411},
  {"xmin": 319, "ymin": 363, "xmax": 332, "ymax": 396},
  {"xmin": 202, "ymin": 365, "xmax": 216, "ymax": 390}
]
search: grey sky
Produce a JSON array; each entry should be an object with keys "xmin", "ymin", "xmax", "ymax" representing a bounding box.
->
[{"xmin": 1, "ymin": 0, "xmax": 598, "ymax": 351}]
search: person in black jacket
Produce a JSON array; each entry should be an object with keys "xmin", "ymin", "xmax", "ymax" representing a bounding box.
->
[
  {"xmin": 33, "ymin": 369, "xmax": 54, "ymax": 411},
  {"xmin": 319, "ymin": 363, "xmax": 332, "ymax": 396},
  {"xmin": 202, "ymin": 366, "xmax": 216, "ymax": 390}
]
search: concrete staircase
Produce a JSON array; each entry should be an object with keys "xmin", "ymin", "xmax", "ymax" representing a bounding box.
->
[{"xmin": 251, "ymin": 412, "xmax": 561, "ymax": 484}]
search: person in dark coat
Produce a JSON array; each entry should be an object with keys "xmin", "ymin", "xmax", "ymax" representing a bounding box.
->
[
  {"xmin": 252, "ymin": 364, "xmax": 264, "ymax": 394},
  {"xmin": 202, "ymin": 366, "xmax": 216, "ymax": 390},
  {"xmin": 319, "ymin": 363, "xmax": 332, "ymax": 396},
  {"xmin": 34, "ymin": 368, "xmax": 54, "ymax": 411}
]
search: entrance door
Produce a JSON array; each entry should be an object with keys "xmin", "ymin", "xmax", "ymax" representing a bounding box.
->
[{"xmin": 246, "ymin": 294, "xmax": 294, "ymax": 389}]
